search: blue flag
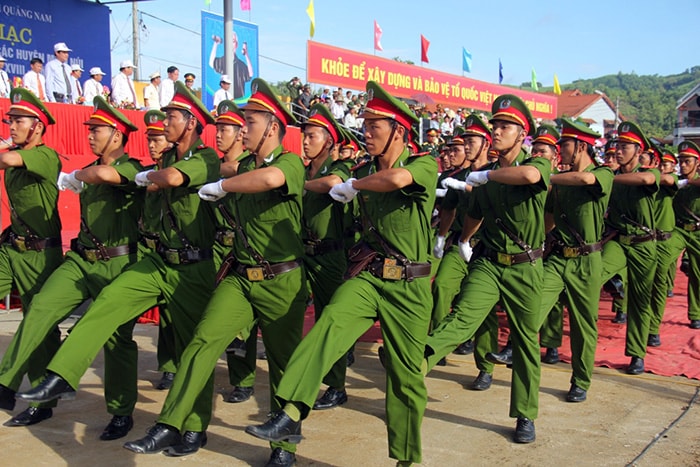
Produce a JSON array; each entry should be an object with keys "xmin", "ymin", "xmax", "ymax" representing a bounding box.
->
[
  {"xmin": 498, "ymin": 58, "xmax": 503, "ymax": 84},
  {"xmin": 462, "ymin": 47, "xmax": 472, "ymax": 73}
]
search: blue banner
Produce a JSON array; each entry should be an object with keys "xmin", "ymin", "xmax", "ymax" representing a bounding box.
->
[
  {"xmin": 201, "ymin": 11, "xmax": 259, "ymax": 111},
  {"xmin": 0, "ymin": 0, "xmax": 110, "ymax": 83}
]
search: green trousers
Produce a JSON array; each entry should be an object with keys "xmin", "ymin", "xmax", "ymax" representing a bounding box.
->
[
  {"xmin": 601, "ymin": 240, "xmax": 657, "ymax": 358},
  {"xmin": 274, "ymin": 271, "xmax": 431, "ymax": 464},
  {"xmin": 658, "ymin": 228, "xmax": 700, "ymax": 320},
  {"xmin": 539, "ymin": 299, "xmax": 565, "ymax": 348},
  {"xmin": 649, "ymin": 233, "xmax": 682, "ymax": 334},
  {"xmin": 158, "ymin": 266, "xmax": 307, "ymax": 454},
  {"xmin": 46, "ymin": 253, "xmax": 215, "ymax": 413},
  {"xmin": 0, "ymin": 244, "xmax": 63, "ymax": 408},
  {"xmin": 473, "ymin": 309, "xmax": 499, "ymax": 374},
  {"xmin": 430, "ymin": 245, "xmax": 469, "ymax": 329},
  {"xmin": 426, "ymin": 256, "xmax": 543, "ymax": 421},
  {"xmin": 538, "ymin": 253, "xmax": 602, "ymax": 390},
  {"xmin": 0, "ymin": 250, "xmax": 138, "ymax": 413}
]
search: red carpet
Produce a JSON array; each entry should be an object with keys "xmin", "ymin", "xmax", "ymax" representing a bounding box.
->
[{"xmin": 302, "ymin": 264, "xmax": 699, "ymax": 381}]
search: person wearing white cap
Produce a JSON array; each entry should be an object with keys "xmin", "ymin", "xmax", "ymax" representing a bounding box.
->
[
  {"xmin": 82, "ymin": 67, "xmax": 106, "ymax": 105},
  {"xmin": 69, "ymin": 64, "xmax": 85, "ymax": 104},
  {"xmin": 212, "ymin": 74, "xmax": 232, "ymax": 108},
  {"xmin": 0, "ymin": 56, "xmax": 12, "ymax": 98},
  {"xmin": 22, "ymin": 58, "xmax": 46, "ymax": 101},
  {"xmin": 111, "ymin": 59, "xmax": 139, "ymax": 109},
  {"xmin": 45, "ymin": 42, "xmax": 73, "ymax": 103},
  {"xmin": 143, "ymin": 71, "xmax": 161, "ymax": 110}
]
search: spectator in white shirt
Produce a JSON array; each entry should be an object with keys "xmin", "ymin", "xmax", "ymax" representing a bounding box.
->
[
  {"xmin": 212, "ymin": 75, "xmax": 233, "ymax": 109},
  {"xmin": 0, "ymin": 57, "xmax": 11, "ymax": 98},
  {"xmin": 159, "ymin": 66, "xmax": 178, "ymax": 107},
  {"xmin": 22, "ymin": 58, "xmax": 47, "ymax": 101},
  {"xmin": 82, "ymin": 67, "xmax": 106, "ymax": 105},
  {"xmin": 343, "ymin": 105, "xmax": 361, "ymax": 130},
  {"xmin": 111, "ymin": 59, "xmax": 138, "ymax": 108},
  {"xmin": 144, "ymin": 71, "xmax": 161, "ymax": 110},
  {"xmin": 330, "ymin": 95, "xmax": 346, "ymax": 122},
  {"xmin": 70, "ymin": 64, "xmax": 85, "ymax": 104},
  {"xmin": 45, "ymin": 42, "xmax": 73, "ymax": 103}
]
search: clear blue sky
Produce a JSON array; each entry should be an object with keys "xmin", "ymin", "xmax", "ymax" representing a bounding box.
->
[{"xmin": 108, "ymin": 0, "xmax": 699, "ymax": 89}]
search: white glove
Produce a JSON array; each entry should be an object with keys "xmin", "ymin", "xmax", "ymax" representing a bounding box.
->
[
  {"xmin": 198, "ymin": 180, "xmax": 227, "ymax": 201},
  {"xmin": 135, "ymin": 170, "xmax": 154, "ymax": 187},
  {"xmin": 458, "ymin": 240, "xmax": 473, "ymax": 262},
  {"xmin": 677, "ymin": 179, "xmax": 689, "ymax": 188},
  {"xmin": 329, "ymin": 177, "xmax": 359, "ymax": 203},
  {"xmin": 435, "ymin": 188, "xmax": 448, "ymax": 198},
  {"xmin": 442, "ymin": 177, "xmax": 468, "ymax": 192},
  {"xmin": 433, "ymin": 235, "xmax": 446, "ymax": 259},
  {"xmin": 57, "ymin": 170, "xmax": 84, "ymax": 193},
  {"xmin": 466, "ymin": 170, "xmax": 491, "ymax": 187}
]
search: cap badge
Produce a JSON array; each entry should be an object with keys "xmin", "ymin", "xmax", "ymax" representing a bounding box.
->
[
  {"xmin": 538, "ymin": 128, "xmax": 546, "ymax": 136},
  {"xmin": 466, "ymin": 117, "xmax": 473, "ymax": 127},
  {"xmin": 220, "ymin": 105, "xmax": 229, "ymax": 115},
  {"xmin": 499, "ymin": 99, "xmax": 511, "ymax": 110},
  {"xmin": 308, "ymin": 109, "xmax": 318, "ymax": 118},
  {"xmin": 621, "ymin": 123, "xmax": 630, "ymax": 133},
  {"xmin": 93, "ymin": 102, "xmax": 99, "ymax": 112},
  {"xmin": 680, "ymin": 143, "xmax": 688, "ymax": 150},
  {"xmin": 367, "ymin": 89, "xmax": 374, "ymax": 102},
  {"xmin": 149, "ymin": 114, "xmax": 159, "ymax": 123},
  {"xmin": 12, "ymin": 93, "xmax": 21, "ymax": 103},
  {"xmin": 251, "ymin": 82, "xmax": 258, "ymax": 94}
]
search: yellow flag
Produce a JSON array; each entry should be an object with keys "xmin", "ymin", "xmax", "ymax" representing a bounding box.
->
[
  {"xmin": 306, "ymin": 0, "xmax": 315, "ymax": 38},
  {"xmin": 553, "ymin": 74, "xmax": 562, "ymax": 95}
]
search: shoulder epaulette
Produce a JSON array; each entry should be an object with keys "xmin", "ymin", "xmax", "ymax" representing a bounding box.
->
[
  {"xmin": 350, "ymin": 157, "xmax": 371, "ymax": 172},
  {"xmin": 410, "ymin": 151, "xmax": 431, "ymax": 157}
]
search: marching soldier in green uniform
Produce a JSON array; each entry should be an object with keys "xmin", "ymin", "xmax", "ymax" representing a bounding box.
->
[
  {"xmin": 1, "ymin": 96, "xmax": 144, "ymax": 436},
  {"xmin": 246, "ymin": 81, "xmax": 437, "ymax": 467},
  {"xmin": 141, "ymin": 109, "xmax": 178, "ymax": 391},
  {"xmin": 538, "ymin": 119, "xmax": 613, "ymax": 402},
  {"xmin": 0, "ymin": 89, "xmax": 63, "ymax": 424},
  {"xmin": 600, "ymin": 121, "xmax": 660, "ymax": 375},
  {"xmin": 433, "ymin": 117, "xmax": 494, "ymax": 383},
  {"xmin": 648, "ymin": 148, "xmax": 680, "ymax": 346},
  {"xmin": 298, "ymin": 103, "xmax": 354, "ymax": 410},
  {"xmin": 122, "ymin": 78, "xmax": 307, "ymax": 466},
  {"xmin": 422, "ymin": 94, "xmax": 550, "ymax": 444},
  {"xmin": 663, "ymin": 141, "xmax": 700, "ymax": 329},
  {"xmin": 16, "ymin": 83, "xmax": 220, "ymax": 446},
  {"xmin": 421, "ymin": 127, "xmax": 441, "ymax": 159}
]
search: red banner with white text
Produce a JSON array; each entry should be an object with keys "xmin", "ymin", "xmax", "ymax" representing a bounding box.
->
[{"xmin": 307, "ymin": 41, "xmax": 557, "ymax": 120}]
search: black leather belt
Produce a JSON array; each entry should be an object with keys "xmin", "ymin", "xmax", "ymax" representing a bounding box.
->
[
  {"xmin": 551, "ymin": 242, "xmax": 602, "ymax": 259},
  {"xmin": 215, "ymin": 229, "xmax": 235, "ymax": 247},
  {"xmin": 158, "ymin": 246, "xmax": 213, "ymax": 265},
  {"xmin": 677, "ymin": 220, "xmax": 700, "ymax": 232},
  {"xmin": 656, "ymin": 231, "xmax": 673, "ymax": 241},
  {"xmin": 484, "ymin": 247, "xmax": 543, "ymax": 266},
  {"xmin": 303, "ymin": 239, "xmax": 344, "ymax": 256},
  {"xmin": 7, "ymin": 231, "xmax": 61, "ymax": 252},
  {"xmin": 71, "ymin": 238, "xmax": 138, "ymax": 262},
  {"xmin": 618, "ymin": 233, "xmax": 655, "ymax": 245},
  {"xmin": 365, "ymin": 257, "xmax": 432, "ymax": 281},
  {"xmin": 233, "ymin": 259, "xmax": 302, "ymax": 281}
]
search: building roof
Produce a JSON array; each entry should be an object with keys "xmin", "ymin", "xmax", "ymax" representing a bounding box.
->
[
  {"xmin": 556, "ymin": 89, "xmax": 602, "ymax": 118},
  {"xmin": 676, "ymin": 82, "xmax": 700, "ymax": 109}
]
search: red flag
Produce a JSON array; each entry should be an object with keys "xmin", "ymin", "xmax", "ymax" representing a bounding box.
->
[
  {"xmin": 374, "ymin": 20, "xmax": 383, "ymax": 51},
  {"xmin": 420, "ymin": 34, "xmax": 430, "ymax": 63},
  {"xmin": 240, "ymin": 0, "xmax": 251, "ymax": 11}
]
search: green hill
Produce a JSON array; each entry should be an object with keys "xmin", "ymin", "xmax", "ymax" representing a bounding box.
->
[{"xmin": 536, "ymin": 66, "xmax": 700, "ymax": 140}]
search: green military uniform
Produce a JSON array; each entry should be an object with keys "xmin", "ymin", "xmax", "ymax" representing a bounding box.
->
[
  {"xmin": 275, "ymin": 148, "xmax": 436, "ymax": 463},
  {"xmin": 426, "ymin": 152, "xmax": 550, "ymax": 420},
  {"xmin": 0, "ymin": 153, "xmax": 144, "ymax": 415},
  {"xmin": 601, "ymin": 122, "xmax": 660, "ymax": 361},
  {"xmin": 662, "ymin": 141, "xmax": 700, "ymax": 325},
  {"xmin": 0, "ymin": 88, "xmax": 64, "ymax": 409},
  {"xmin": 540, "ymin": 163, "xmax": 613, "ymax": 390},
  {"xmin": 158, "ymin": 146, "xmax": 306, "ymax": 452},
  {"xmin": 649, "ymin": 158, "xmax": 679, "ymax": 336}
]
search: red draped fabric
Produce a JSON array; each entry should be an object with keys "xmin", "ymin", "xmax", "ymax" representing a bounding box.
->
[{"xmin": 0, "ymin": 98, "xmax": 302, "ymax": 245}]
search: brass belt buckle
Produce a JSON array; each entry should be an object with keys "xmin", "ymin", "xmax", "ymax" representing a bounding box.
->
[
  {"xmin": 497, "ymin": 252, "xmax": 513, "ymax": 266},
  {"xmin": 382, "ymin": 258, "xmax": 404, "ymax": 280},
  {"xmin": 619, "ymin": 235, "xmax": 632, "ymax": 246},
  {"xmin": 85, "ymin": 249, "xmax": 99, "ymax": 262},
  {"xmin": 246, "ymin": 267, "xmax": 265, "ymax": 281},
  {"xmin": 165, "ymin": 250, "xmax": 180, "ymax": 264},
  {"xmin": 469, "ymin": 238, "xmax": 480, "ymax": 248},
  {"xmin": 304, "ymin": 244, "xmax": 316, "ymax": 256},
  {"xmin": 13, "ymin": 237, "xmax": 27, "ymax": 252},
  {"xmin": 562, "ymin": 246, "xmax": 578, "ymax": 258},
  {"xmin": 221, "ymin": 231, "xmax": 234, "ymax": 247},
  {"xmin": 144, "ymin": 238, "xmax": 158, "ymax": 249},
  {"xmin": 685, "ymin": 223, "xmax": 697, "ymax": 231}
]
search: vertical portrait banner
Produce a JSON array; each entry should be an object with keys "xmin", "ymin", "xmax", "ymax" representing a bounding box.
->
[
  {"xmin": 201, "ymin": 11, "xmax": 259, "ymax": 111},
  {"xmin": 0, "ymin": 0, "xmax": 111, "ymax": 83}
]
